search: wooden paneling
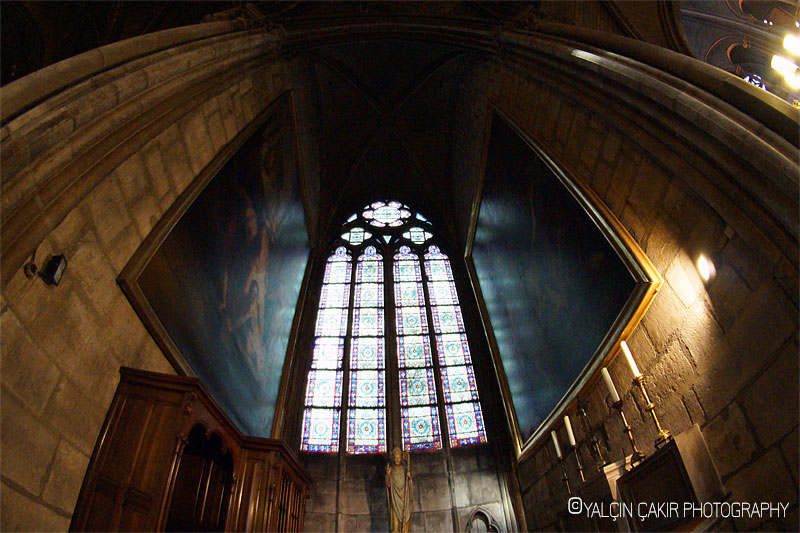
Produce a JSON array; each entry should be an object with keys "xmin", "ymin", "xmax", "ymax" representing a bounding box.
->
[{"xmin": 70, "ymin": 368, "xmax": 310, "ymax": 532}]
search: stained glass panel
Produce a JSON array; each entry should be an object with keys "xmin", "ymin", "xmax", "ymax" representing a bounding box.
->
[
  {"xmin": 352, "ymin": 308, "xmax": 384, "ymax": 336},
  {"xmin": 312, "ymin": 338, "xmax": 344, "ymax": 369},
  {"xmin": 315, "ymin": 307, "xmax": 349, "ymax": 337},
  {"xmin": 394, "ymin": 261, "xmax": 422, "ymax": 282},
  {"xmin": 399, "ymin": 368, "xmax": 438, "ymax": 406},
  {"xmin": 301, "ymin": 408, "xmax": 340, "ymax": 452},
  {"xmin": 350, "ymin": 337, "xmax": 385, "ymax": 369},
  {"xmin": 320, "ymin": 283, "xmax": 350, "ymax": 308},
  {"xmin": 356, "ymin": 260, "xmax": 383, "ymax": 283},
  {"xmin": 341, "ymin": 227, "xmax": 372, "ymax": 245},
  {"xmin": 346, "ymin": 409, "xmax": 386, "ymax": 453},
  {"xmin": 424, "ymin": 245, "xmax": 448, "ymax": 260},
  {"xmin": 349, "ymin": 370, "xmax": 385, "ymax": 407},
  {"xmin": 427, "ymin": 281, "xmax": 459, "ymax": 306},
  {"xmin": 440, "ymin": 365, "xmax": 480, "ymax": 403},
  {"xmin": 401, "ymin": 406, "xmax": 442, "ymax": 450},
  {"xmin": 397, "ymin": 335, "xmax": 432, "ymax": 368},
  {"xmin": 324, "ymin": 261, "xmax": 352, "ymax": 284},
  {"xmin": 305, "ymin": 370, "xmax": 343, "ymax": 407},
  {"xmin": 354, "ymin": 283, "xmax": 384, "ymax": 307},
  {"xmin": 445, "ymin": 402, "xmax": 487, "ymax": 447},
  {"xmin": 424, "ymin": 260, "xmax": 453, "ymax": 281},
  {"xmin": 402, "ymin": 227, "xmax": 433, "ymax": 244},
  {"xmin": 431, "ymin": 305, "xmax": 464, "ymax": 334},
  {"xmin": 435, "ymin": 333, "xmax": 472, "ymax": 367},
  {"xmin": 395, "ymin": 306, "xmax": 428, "ymax": 335},
  {"xmin": 394, "ymin": 282, "xmax": 425, "ymax": 306}
]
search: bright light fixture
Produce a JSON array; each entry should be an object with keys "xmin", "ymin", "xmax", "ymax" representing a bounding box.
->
[
  {"xmin": 771, "ymin": 55, "xmax": 800, "ymax": 88},
  {"xmin": 784, "ymin": 34, "xmax": 800, "ymax": 56},
  {"xmin": 696, "ymin": 255, "xmax": 716, "ymax": 282}
]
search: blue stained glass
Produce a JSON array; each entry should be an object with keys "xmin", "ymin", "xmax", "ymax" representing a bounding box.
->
[
  {"xmin": 324, "ymin": 261, "xmax": 352, "ymax": 284},
  {"xmin": 446, "ymin": 402, "xmax": 487, "ymax": 447},
  {"xmin": 394, "ymin": 282, "xmax": 425, "ymax": 306},
  {"xmin": 355, "ymin": 283, "xmax": 384, "ymax": 307},
  {"xmin": 320, "ymin": 283, "xmax": 350, "ymax": 308},
  {"xmin": 346, "ymin": 409, "xmax": 386, "ymax": 453},
  {"xmin": 315, "ymin": 307, "xmax": 349, "ymax": 337},
  {"xmin": 401, "ymin": 406, "xmax": 442, "ymax": 450},
  {"xmin": 394, "ymin": 261, "xmax": 422, "ymax": 282},
  {"xmin": 352, "ymin": 308, "xmax": 384, "ymax": 336},
  {"xmin": 400, "ymin": 368, "xmax": 438, "ymax": 406},
  {"xmin": 356, "ymin": 260, "xmax": 383, "ymax": 283},
  {"xmin": 435, "ymin": 333, "xmax": 472, "ymax": 366},
  {"xmin": 427, "ymin": 281, "xmax": 459, "ymax": 306},
  {"xmin": 397, "ymin": 336, "xmax": 432, "ymax": 368},
  {"xmin": 349, "ymin": 370, "xmax": 385, "ymax": 407},
  {"xmin": 305, "ymin": 370, "xmax": 343, "ymax": 407},
  {"xmin": 301, "ymin": 408, "xmax": 340, "ymax": 452},
  {"xmin": 312, "ymin": 338, "xmax": 344, "ymax": 369},
  {"xmin": 395, "ymin": 306, "xmax": 428, "ymax": 335},
  {"xmin": 424, "ymin": 260, "xmax": 453, "ymax": 281},
  {"xmin": 431, "ymin": 305, "xmax": 464, "ymax": 333},
  {"xmin": 394, "ymin": 246, "xmax": 416, "ymax": 260},
  {"xmin": 440, "ymin": 365, "xmax": 480, "ymax": 403},
  {"xmin": 350, "ymin": 337, "xmax": 385, "ymax": 369}
]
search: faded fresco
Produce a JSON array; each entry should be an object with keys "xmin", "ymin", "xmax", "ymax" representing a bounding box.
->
[
  {"xmin": 138, "ymin": 97, "xmax": 309, "ymax": 437},
  {"xmin": 472, "ymin": 114, "xmax": 634, "ymax": 443}
]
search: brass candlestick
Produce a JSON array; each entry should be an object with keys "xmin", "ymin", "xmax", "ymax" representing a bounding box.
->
[
  {"xmin": 558, "ymin": 457, "xmax": 571, "ymax": 495},
  {"xmin": 569, "ymin": 445, "xmax": 585, "ymax": 482},
  {"xmin": 634, "ymin": 375, "xmax": 672, "ymax": 447},
  {"xmin": 577, "ymin": 400, "xmax": 606, "ymax": 472},
  {"xmin": 612, "ymin": 400, "xmax": 645, "ymax": 466}
]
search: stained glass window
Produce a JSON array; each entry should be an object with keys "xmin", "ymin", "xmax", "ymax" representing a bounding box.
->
[
  {"xmin": 305, "ymin": 370, "xmax": 343, "ymax": 407},
  {"xmin": 401, "ymin": 406, "xmax": 442, "ymax": 450},
  {"xmin": 350, "ymin": 337, "xmax": 385, "ymax": 369},
  {"xmin": 402, "ymin": 227, "xmax": 433, "ymax": 244},
  {"xmin": 400, "ymin": 368, "xmax": 438, "ymax": 406},
  {"xmin": 303, "ymin": 205, "xmax": 487, "ymax": 455},
  {"xmin": 445, "ymin": 402, "xmax": 487, "ymax": 447},
  {"xmin": 341, "ymin": 227, "xmax": 372, "ymax": 245},
  {"xmin": 347, "ymin": 409, "xmax": 386, "ymax": 453},
  {"xmin": 302, "ymin": 409, "xmax": 341, "ymax": 452},
  {"xmin": 345, "ymin": 246, "xmax": 387, "ymax": 454},
  {"xmin": 397, "ymin": 336, "xmax": 432, "ymax": 368},
  {"xmin": 312, "ymin": 337, "xmax": 344, "ymax": 369},
  {"xmin": 320, "ymin": 283, "xmax": 351, "ymax": 308},
  {"xmin": 424, "ymin": 245, "xmax": 488, "ymax": 448}
]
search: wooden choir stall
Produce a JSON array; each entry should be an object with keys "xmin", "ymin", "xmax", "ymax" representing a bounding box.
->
[{"xmin": 70, "ymin": 368, "xmax": 310, "ymax": 532}]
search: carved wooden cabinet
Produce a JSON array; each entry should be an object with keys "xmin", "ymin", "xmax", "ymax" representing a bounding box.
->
[{"xmin": 70, "ymin": 368, "xmax": 310, "ymax": 532}]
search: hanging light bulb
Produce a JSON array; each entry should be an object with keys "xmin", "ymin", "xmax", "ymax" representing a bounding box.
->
[{"xmin": 784, "ymin": 34, "xmax": 800, "ymax": 56}]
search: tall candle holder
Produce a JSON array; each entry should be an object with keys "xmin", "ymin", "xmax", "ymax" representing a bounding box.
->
[
  {"xmin": 563, "ymin": 415, "xmax": 585, "ymax": 482},
  {"xmin": 559, "ymin": 457, "xmax": 572, "ymax": 495},
  {"xmin": 612, "ymin": 399, "xmax": 645, "ymax": 467},
  {"xmin": 634, "ymin": 375, "xmax": 672, "ymax": 447},
  {"xmin": 576, "ymin": 400, "xmax": 606, "ymax": 472}
]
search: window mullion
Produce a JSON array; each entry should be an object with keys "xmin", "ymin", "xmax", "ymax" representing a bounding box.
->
[
  {"xmin": 337, "ymin": 248, "xmax": 357, "ymax": 452},
  {"xmin": 385, "ymin": 247, "xmax": 400, "ymax": 450}
]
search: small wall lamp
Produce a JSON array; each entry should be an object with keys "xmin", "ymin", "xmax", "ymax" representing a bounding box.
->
[{"xmin": 24, "ymin": 254, "xmax": 68, "ymax": 286}]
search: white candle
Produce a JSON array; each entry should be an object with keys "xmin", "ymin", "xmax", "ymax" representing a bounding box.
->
[
  {"xmin": 564, "ymin": 415, "xmax": 576, "ymax": 447},
  {"xmin": 620, "ymin": 340, "xmax": 642, "ymax": 378},
  {"xmin": 601, "ymin": 367, "xmax": 621, "ymax": 403},
  {"xmin": 551, "ymin": 430, "xmax": 563, "ymax": 459}
]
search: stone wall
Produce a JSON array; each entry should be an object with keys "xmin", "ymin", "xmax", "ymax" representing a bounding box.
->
[
  {"xmin": 0, "ymin": 24, "xmax": 318, "ymax": 530},
  {"xmin": 450, "ymin": 31, "xmax": 798, "ymax": 532}
]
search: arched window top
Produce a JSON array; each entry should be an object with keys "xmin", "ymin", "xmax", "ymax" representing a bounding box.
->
[
  {"xmin": 329, "ymin": 246, "xmax": 351, "ymax": 261},
  {"xmin": 302, "ymin": 201, "xmax": 487, "ymax": 454},
  {"xmin": 359, "ymin": 245, "xmax": 382, "ymax": 261}
]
